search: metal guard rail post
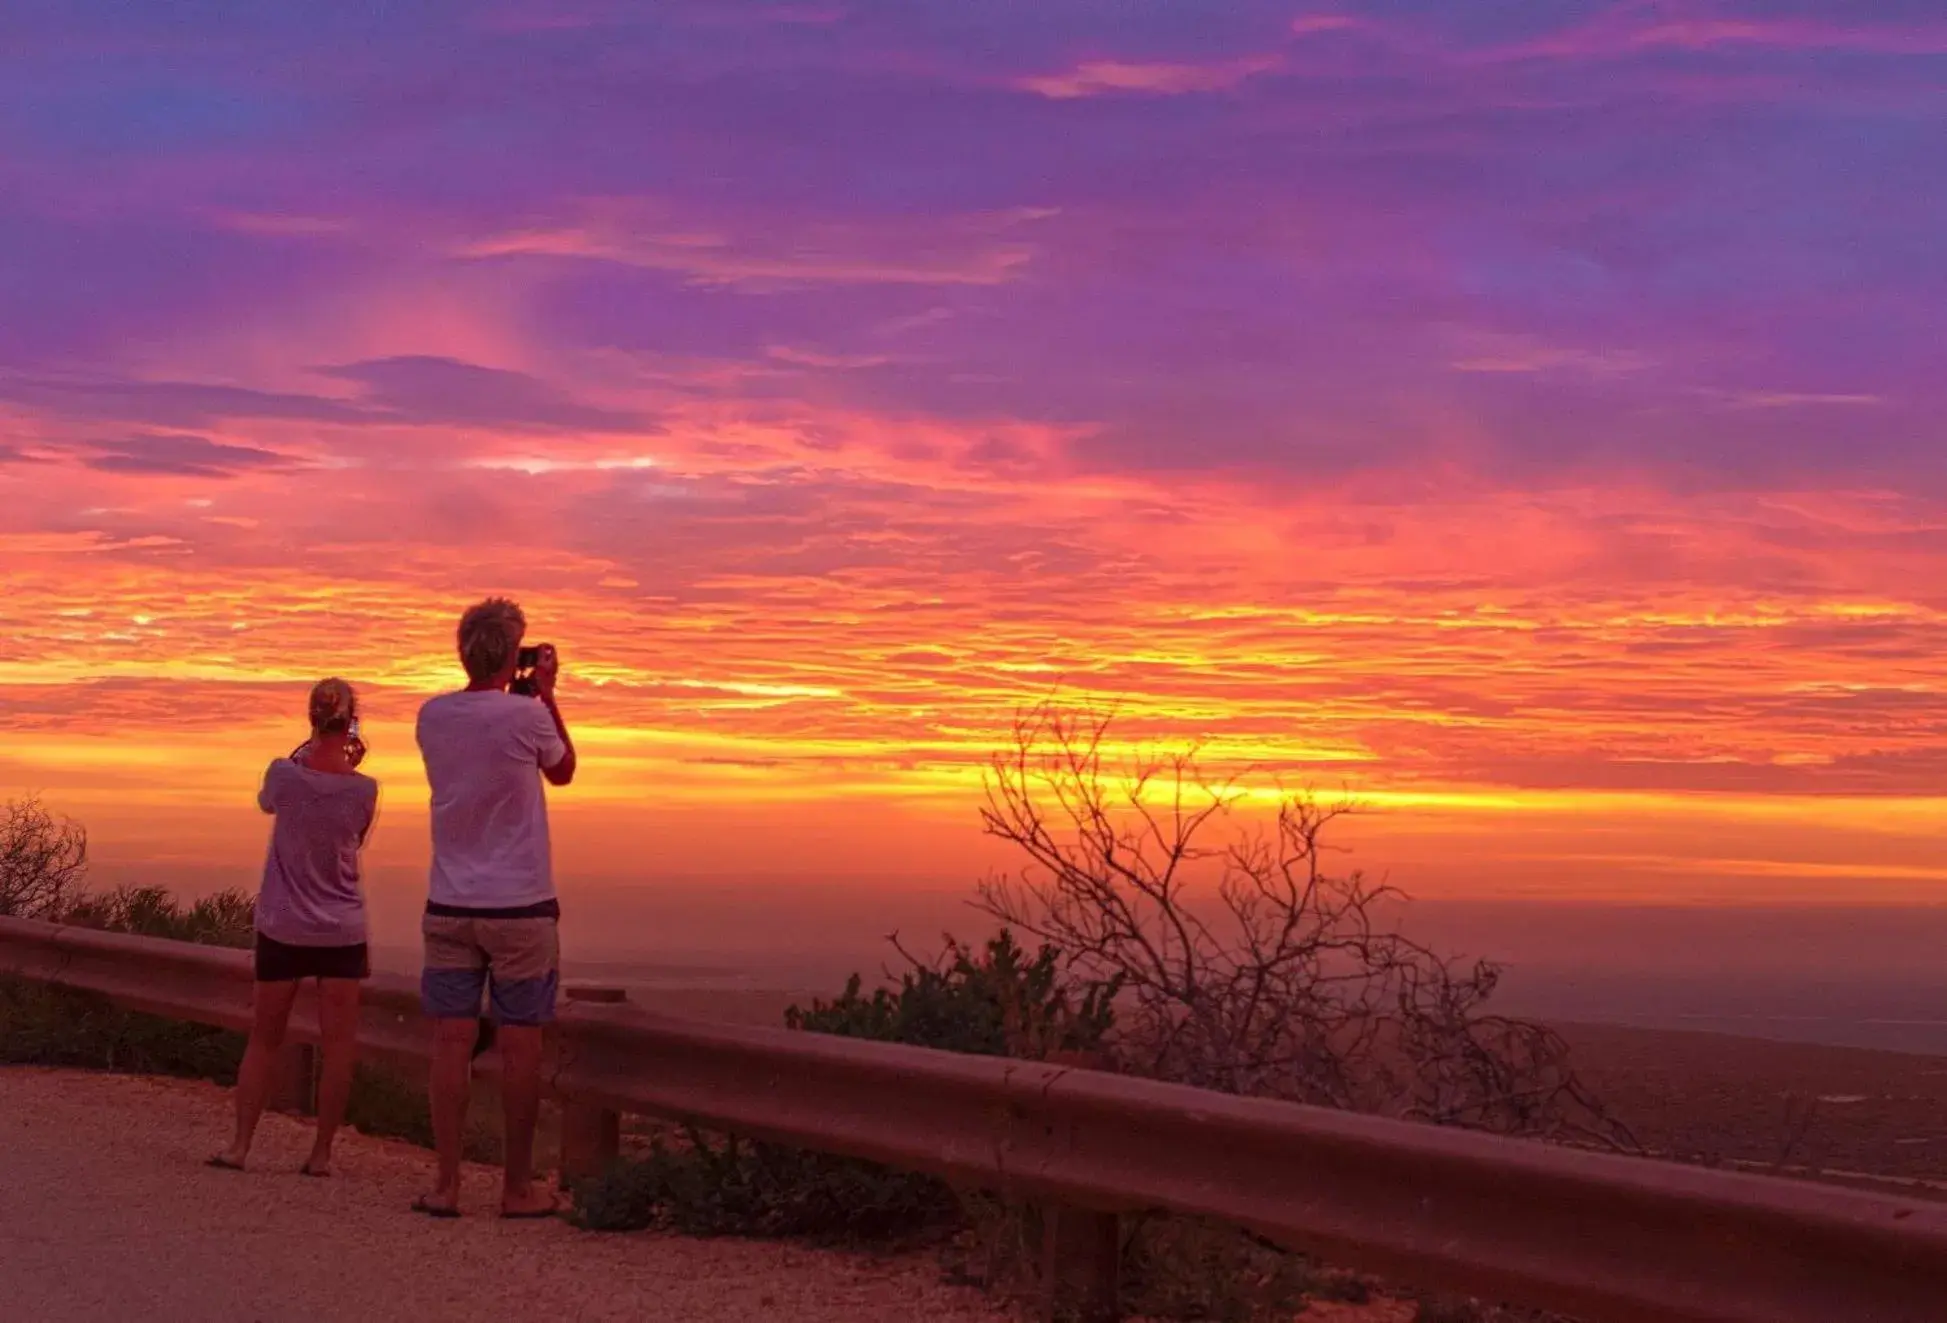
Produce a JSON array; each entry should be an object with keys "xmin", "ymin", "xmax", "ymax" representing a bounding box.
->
[{"xmin": 5, "ymin": 914, "xmax": 1947, "ymax": 1323}]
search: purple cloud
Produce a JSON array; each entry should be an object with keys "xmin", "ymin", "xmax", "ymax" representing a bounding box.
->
[
  {"xmin": 0, "ymin": 0, "xmax": 1940, "ymax": 493},
  {"xmin": 1, "ymin": 358, "xmax": 650, "ymax": 436},
  {"xmin": 82, "ymin": 434, "xmax": 305, "ymax": 478},
  {"xmin": 316, "ymin": 357, "xmax": 653, "ymax": 433}
]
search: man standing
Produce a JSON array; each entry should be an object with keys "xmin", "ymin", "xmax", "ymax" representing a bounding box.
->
[{"xmin": 413, "ymin": 596, "xmax": 577, "ymax": 1218}]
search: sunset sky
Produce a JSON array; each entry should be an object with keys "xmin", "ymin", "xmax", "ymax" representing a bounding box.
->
[{"xmin": 6, "ymin": 1, "xmax": 1947, "ymax": 918}]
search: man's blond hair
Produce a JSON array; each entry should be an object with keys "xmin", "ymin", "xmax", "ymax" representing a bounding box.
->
[{"xmin": 457, "ymin": 597, "xmax": 526, "ymax": 683}]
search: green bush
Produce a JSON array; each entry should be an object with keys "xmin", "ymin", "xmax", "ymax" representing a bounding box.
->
[
  {"xmin": 344, "ymin": 1060, "xmax": 437, "ymax": 1147},
  {"xmin": 340, "ymin": 1059, "xmax": 503, "ymax": 1162},
  {"xmin": 0, "ymin": 979, "xmax": 246, "ymax": 1080},
  {"xmin": 1117, "ymin": 1218, "xmax": 1337, "ymax": 1323},
  {"xmin": 785, "ymin": 928, "xmax": 1119, "ymax": 1058},
  {"xmin": 56, "ymin": 884, "xmax": 255, "ymax": 948}
]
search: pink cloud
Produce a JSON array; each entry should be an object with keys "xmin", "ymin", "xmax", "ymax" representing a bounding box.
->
[
  {"xmin": 458, "ymin": 208, "xmax": 1041, "ymax": 289},
  {"xmin": 1272, "ymin": 7, "xmax": 1947, "ymax": 70},
  {"xmin": 1626, "ymin": 18, "xmax": 1947, "ymax": 56},
  {"xmin": 206, "ymin": 211, "xmax": 352, "ymax": 238},
  {"xmin": 766, "ymin": 345, "xmax": 895, "ymax": 369},
  {"xmin": 1017, "ymin": 54, "xmax": 1283, "ymax": 100},
  {"xmin": 1289, "ymin": 15, "xmax": 1366, "ymax": 39},
  {"xmin": 1447, "ymin": 331, "xmax": 1654, "ymax": 378},
  {"xmin": 1505, "ymin": 12, "xmax": 1947, "ymax": 62},
  {"xmin": 1711, "ymin": 390, "xmax": 1885, "ymax": 410}
]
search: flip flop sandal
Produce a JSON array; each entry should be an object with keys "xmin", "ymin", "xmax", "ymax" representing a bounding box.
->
[
  {"xmin": 501, "ymin": 1195, "xmax": 569, "ymax": 1221},
  {"xmin": 206, "ymin": 1155, "xmax": 245, "ymax": 1172},
  {"xmin": 411, "ymin": 1195, "xmax": 461, "ymax": 1219},
  {"xmin": 299, "ymin": 1164, "xmax": 331, "ymax": 1179}
]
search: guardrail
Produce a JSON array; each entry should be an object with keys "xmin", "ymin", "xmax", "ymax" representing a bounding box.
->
[{"xmin": 5, "ymin": 913, "xmax": 1947, "ymax": 1323}]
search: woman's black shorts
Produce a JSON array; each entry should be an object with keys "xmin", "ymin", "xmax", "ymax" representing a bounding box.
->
[{"xmin": 254, "ymin": 933, "xmax": 370, "ymax": 982}]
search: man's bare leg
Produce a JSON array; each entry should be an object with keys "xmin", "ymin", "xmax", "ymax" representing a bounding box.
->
[
  {"xmin": 214, "ymin": 979, "xmax": 301, "ymax": 1169},
  {"xmin": 422, "ymin": 1017, "xmax": 476, "ymax": 1212},
  {"xmin": 497, "ymin": 1023, "xmax": 554, "ymax": 1215}
]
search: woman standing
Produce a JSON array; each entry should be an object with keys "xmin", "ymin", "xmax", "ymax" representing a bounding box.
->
[{"xmin": 211, "ymin": 678, "xmax": 378, "ymax": 1176}]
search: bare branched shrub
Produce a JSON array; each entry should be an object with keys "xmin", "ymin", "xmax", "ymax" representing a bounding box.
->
[
  {"xmin": 0, "ymin": 795, "xmax": 89, "ymax": 920},
  {"xmin": 976, "ymin": 703, "xmax": 1631, "ymax": 1149}
]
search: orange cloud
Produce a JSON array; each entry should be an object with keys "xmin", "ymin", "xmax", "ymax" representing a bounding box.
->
[{"xmin": 12, "ymin": 396, "xmax": 1947, "ymax": 906}]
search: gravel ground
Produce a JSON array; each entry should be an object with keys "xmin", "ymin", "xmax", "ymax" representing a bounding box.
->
[{"xmin": 0, "ymin": 1066, "xmax": 1013, "ymax": 1323}]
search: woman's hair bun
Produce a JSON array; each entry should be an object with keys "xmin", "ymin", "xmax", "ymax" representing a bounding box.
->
[{"xmin": 308, "ymin": 677, "xmax": 357, "ymax": 735}]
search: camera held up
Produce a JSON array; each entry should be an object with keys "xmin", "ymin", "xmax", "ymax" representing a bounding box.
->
[{"xmin": 510, "ymin": 643, "xmax": 555, "ymax": 697}]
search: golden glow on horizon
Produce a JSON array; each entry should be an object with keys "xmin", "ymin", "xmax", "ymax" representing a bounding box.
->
[{"xmin": 8, "ymin": 398, "xmax": 1947, "ymax": 904}]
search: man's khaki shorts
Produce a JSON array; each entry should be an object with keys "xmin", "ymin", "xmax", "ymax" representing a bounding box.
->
[{"xmin": 420, "ymin": 905, "xmax": 559, "ymax": 1026}]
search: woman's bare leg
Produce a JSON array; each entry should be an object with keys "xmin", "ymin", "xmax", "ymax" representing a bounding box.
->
[
  {"xmin": 216, "ymin": 979, "xmax": 301, "ymax": 1168},
  {"xmin": 304, "ymin": 978, "xmax": 361, "ymax": 1175}
]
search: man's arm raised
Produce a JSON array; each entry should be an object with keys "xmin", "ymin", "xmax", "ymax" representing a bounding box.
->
[
  {"xmin": 540, "ymin": 694, "xmax": 576, "ymax": 786},
  {"xmin": 534, "ymin": 648, "xmax": 577, "ymax": 787}
]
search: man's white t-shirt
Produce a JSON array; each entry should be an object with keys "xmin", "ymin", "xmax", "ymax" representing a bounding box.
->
[{"xmin": 416, "ymin": 689, "xmax": 567, "ymax": 910}]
